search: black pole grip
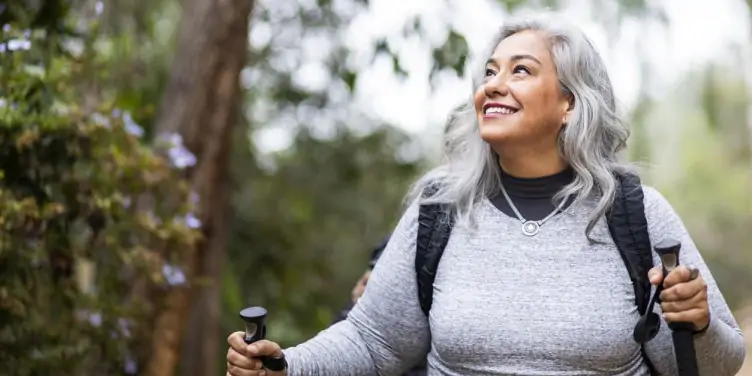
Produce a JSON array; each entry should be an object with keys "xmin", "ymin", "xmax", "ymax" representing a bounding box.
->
[
  {"xmin": 239, "ymin": 306, "xmax": 287, "ymax": 372},
  {"xmin": 653, "ymin": 238, "xmax": 699, "ymax": 376},
  {"xmin": 653, "ymin": 238, "xmax": 681, "ymax": 276},
  {"xmin": 670, "ymin": 323, "xmax": 700, "ymax": 376}
]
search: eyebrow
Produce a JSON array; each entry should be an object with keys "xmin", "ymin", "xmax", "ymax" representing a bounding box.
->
[{"xmin": 486, "ymin": 54, "xmax": 542, "ymax": 66}]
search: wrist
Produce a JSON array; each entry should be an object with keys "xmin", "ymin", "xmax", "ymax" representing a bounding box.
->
[{"xmin": 693, "ymin": 314, "xmax": 711, "ymax": 335}]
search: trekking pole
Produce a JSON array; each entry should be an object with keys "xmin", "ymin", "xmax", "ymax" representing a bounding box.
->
[
  {"xmin": 239, "ymin": 306, "xmax": 287, "ymax": 372},
  {"xmin": 653, "ymin": 238, "xmax": 699, "ymax": 376}
]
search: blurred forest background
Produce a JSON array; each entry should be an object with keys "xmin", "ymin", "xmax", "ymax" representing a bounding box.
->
[{"xmin": 0, "ymin": 0, "xmax": 750, "ymax": 375}]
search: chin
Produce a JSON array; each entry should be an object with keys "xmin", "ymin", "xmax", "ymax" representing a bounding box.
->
[{"xmin": 478, "ymin": 118, "xmax": 519, "ymax": 145}]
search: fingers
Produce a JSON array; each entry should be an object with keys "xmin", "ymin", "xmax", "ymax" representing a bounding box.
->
[
  {"xmin": 663, "ymin": 265, "xmax": 700, "ymax": 288},
  {"xmin": 228, "ymin": 331, "xmax": 249, "ymax": 356},
  {"xmin": 247, "ymin": 339, "xmax": 284, "ymax": 358},
  {"xmin": 649, "ymin": 265, "xmax": 702, "ymax": 288},
  {"xmin": 660, "ymin": 285, "xmax": 707, "ymax": 313},
  {"xmin": 227, "ymin": 332, "xmax": 266, "ymax": 376},
  {"xmin": 227, "ymin": 363, "xmax": 262, "ymax": 376},
  {"xmin": 658, "ymin": 267, "xmax": 710, "ymax": 331},
  {"xmin": 647, "ymin": 266, "xmax": 663, "ymax": 285},
  {"xmin": 661, "ymin": 274, "xmax": 707, "ymax": 302},
  {"xmin": 227, "ymin": 347, "xmax": 260, "ymax": 370},
  {"xmin": 662, "ymin": 307, "xmax": 709, "ymax": 329},
  {"xmin": 351, "ymin": 270, "xmax": 370, "ymax": 303}
]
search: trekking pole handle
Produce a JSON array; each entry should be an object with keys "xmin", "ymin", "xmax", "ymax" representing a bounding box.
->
[
  {"xmin": 652, "ymin": 238, "xmax": 699, "ymax": 376},
  {"xmin": 653, "ymin": 238, "xmax": 681, "ymax": 277},
  {"xmin": 239, "ymin": 306, "xmax": 287, "ymax": 372}
]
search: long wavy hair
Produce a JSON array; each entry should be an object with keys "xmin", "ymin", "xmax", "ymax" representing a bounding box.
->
[{"xmin": 410, "ymin": 13, "xmax": 635, "ymax": 239}]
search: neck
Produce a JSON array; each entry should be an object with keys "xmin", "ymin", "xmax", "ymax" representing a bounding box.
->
[
  {"xmin": 499, "ymin": 165, "xmax": 574, "ymax": 199},
  {"xmin": 497, "ymin": 148, "xmax": 567, "ymax": 178}
]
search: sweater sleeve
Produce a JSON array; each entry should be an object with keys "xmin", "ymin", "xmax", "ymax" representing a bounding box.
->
[
  {"xmin": 641, "ymin": 186, "xmax": 746, "ymax": 376},
  {"xmin": 282, "ymin": 201, "xmax": 431, "ymax": 376}
]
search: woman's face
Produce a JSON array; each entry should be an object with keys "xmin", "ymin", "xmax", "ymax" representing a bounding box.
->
[{"xmin": 473, "ymin": 30, "xmax": 571, "ymax": 152}]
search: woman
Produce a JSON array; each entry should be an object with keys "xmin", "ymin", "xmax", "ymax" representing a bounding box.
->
[{"xmin": 226, "ymin": 13, "xmax": 746, "ymax": 376}]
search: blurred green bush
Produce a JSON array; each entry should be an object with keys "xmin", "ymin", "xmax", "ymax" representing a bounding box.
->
[{"xmin": 0, "ymin": 6, "xmax": 200, "ymax": 375}]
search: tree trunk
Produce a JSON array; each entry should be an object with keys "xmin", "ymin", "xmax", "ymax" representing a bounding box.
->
[{"xmin": 144, "ymin": 0, "xmax": 252, "ymax": 375}]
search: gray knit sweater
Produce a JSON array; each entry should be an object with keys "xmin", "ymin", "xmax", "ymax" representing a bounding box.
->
[{"xmin": 282, "ymin": 186, "xmax": 746, "ymax": 375}]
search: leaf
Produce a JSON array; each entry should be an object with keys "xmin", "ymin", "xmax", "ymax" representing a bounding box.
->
[
  {"xmin": 431, "ymin": 30, "xmax": 469, "ymax": 77},
  {"xmin": 341, "ymin": 70, "xmax": 357, "ymax": 92},
  {"xmin": 391, "ymin": 53, "xmax": 407, "ymax": 78}
]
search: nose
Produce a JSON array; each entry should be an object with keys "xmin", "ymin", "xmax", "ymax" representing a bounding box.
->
[{"xmin": 483, "ymin": 74, "xmax": 509, "ymax": 98}]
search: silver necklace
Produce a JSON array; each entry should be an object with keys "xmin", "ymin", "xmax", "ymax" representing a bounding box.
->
[{"xmin": 500, "ymin": 182, "xmax": 569, "ymax": 236}]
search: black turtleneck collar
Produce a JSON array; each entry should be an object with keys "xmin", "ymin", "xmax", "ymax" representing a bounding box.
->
[
  {"xmin": 500, "ymin": 167, "xmax": 574, "ymax": 199},
  {"xmin": 489, "ymin": 166, "xmax": 575, "ymax": 221}
]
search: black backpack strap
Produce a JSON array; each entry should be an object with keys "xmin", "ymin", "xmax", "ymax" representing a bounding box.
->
[
  {"xmin": 607, "ymin": 172, "xmax": 659, "ymax": 375},
  {"xmin": 607, "ymin": 172, "xmax": 653, "ymax": 314},
  {"xmin": 415, "ymin": 186, "xmax": 454, "ymax": 317}
]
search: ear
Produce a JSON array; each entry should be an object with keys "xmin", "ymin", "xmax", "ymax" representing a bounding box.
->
[{"xmin": 560, "ymin": 93, "xmax": 574, "ymax": 125}]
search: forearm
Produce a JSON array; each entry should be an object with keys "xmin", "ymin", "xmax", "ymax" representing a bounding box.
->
[
  {"xmin": 693, "ymin": 316, "xmax": 746, "ymax": 376},
  {"xmin": 642, "ymin": 187, "xmax": 746, "ymax": 375},
  {"xmin": 283, "ymin": 320, "xmax": 378, "ymax": 376},
  {"xmin": 283, "ymin": 202, "xmax": 429, "ymax": 376}
]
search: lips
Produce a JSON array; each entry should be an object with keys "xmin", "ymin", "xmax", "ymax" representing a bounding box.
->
[{"xmin": 483, "ymin": 102, "xmax": 519, "ymax": 117}]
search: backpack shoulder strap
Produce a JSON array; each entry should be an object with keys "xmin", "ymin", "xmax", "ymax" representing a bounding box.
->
[
  {"xmin": 607, "ymin": 172, "xmax": 659, "ymax": 375},
  {"xmin": 607, "ymin": 172, "xmax": 654, "ymax": 314},
  {"xmin": 415, "ymin": 186, "xmax": 454, "ymax": 317}
]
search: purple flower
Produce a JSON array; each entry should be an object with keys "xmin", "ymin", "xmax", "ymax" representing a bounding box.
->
[
  {"xmin": 95, "ymin": 1, "xmax": 104, "ymax": 16},
  {"xmin": 6, "ymin": 39, "xmax": 31, "ymax": 51},
  {"xmin": 123, "ymin": 351, "xmax": 138, "ymax": 374},
  {"xmin": 162, "ymin": 264, "xmax": 187, "ymax": 286},
  {"xmin": 77, "ymin": 310, "xmax": 103, "ymax": 327},
  {"xmin": 184, "ymin": 213, "xmax": 201, "ymax": 229},
  {"xmin": 169, "ymin": 146, "xmax": 196, "ymax": 168},
  {"xmin": 117, "ymin": 317, "xmax": 132, "ymax": 338},
  {"xmin": 159, "ymin": 133, "xmax": 197, "ymax": 169},
  {"xmin": 174, "ymin": 211, "xmax": 201, "ymax": 229},
  {"xmin": 89, "ymin": 312, "xmax": 102, "ymax": 327},
  {"xmin": 123, "ymin": 112, "xmax": 144, "ymax": 137},
  {"xmin": 91, "ymin": 112, "xmax": 111, "ymax": 128},
  {"xmin": 110, "ymin": 317, "xmax": 132, "ymax": 339}
]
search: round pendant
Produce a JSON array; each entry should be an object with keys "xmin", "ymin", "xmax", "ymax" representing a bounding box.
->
[{"xmin": 522, "ymin": 221, "xmax": 540, "ymax": 236}]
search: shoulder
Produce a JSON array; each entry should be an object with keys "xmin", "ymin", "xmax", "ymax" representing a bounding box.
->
[
  {"xmin": 640, "ymin": 185, "xmax": 677, "ymax": 218},
  {"xmin": 640, "ymin": 184, "xmax": 689, "ymax": 242}
]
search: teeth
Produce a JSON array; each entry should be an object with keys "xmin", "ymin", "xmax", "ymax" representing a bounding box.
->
[{"xmin": 485, "ymin": 106, "xmax": 516, "ymax": 115}]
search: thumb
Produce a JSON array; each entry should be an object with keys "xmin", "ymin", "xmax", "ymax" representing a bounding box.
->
[
  {"xmin": 647, "ymin": 266, "xmax": 663, "ymax": 286},
  {"xmin": 247, "ymin": 339, "xmax": 283, "ymax": 358}
]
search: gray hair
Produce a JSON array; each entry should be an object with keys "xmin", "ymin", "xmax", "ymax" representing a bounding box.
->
[{"xmin": 409, "ymin": 13, "xmax": 634, "ymax": 240}]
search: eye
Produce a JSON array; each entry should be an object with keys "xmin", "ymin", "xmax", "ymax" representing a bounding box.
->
[
  {"xmin": 512, "ymin": 65, "xmax": 531, "ymax": 75},
  {"xmin": 484, "ymin": 68, "xmax": 496, "ymax": 77}
]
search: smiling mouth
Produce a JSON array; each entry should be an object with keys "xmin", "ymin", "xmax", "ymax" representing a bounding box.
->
[{"xmin": 483, "ymin": 103, "xmax": 519, "ymax": 116}]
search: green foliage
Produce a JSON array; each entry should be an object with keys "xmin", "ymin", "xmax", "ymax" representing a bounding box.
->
[
  {"xmin": 430, "ymin": 30, "xmax": 469, "ymax": 82},
  {"xmin": 222, "ymin": 124, "xmax": 423, "ymax": 348},
  {"xmin": 636, "ymin": 66, "xmax": 752, "ymax": 311},
  {"xmin": 0, "ymin": 13, "xmax": 200, "ymax": 376}
]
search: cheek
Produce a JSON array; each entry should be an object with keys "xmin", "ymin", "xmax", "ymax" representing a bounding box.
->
[
  {"xmin": 473, "ymin": 87, "xmax": 485, "ymax": 112},
  {"xmin": 516, "ymin": 86, "xmax": 560, "ymax": 117}
]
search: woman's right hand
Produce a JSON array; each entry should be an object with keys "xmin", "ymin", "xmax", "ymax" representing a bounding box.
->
[{"xmin": 227, "ymin": 331, "xmax": 287, "ymax": 376}]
